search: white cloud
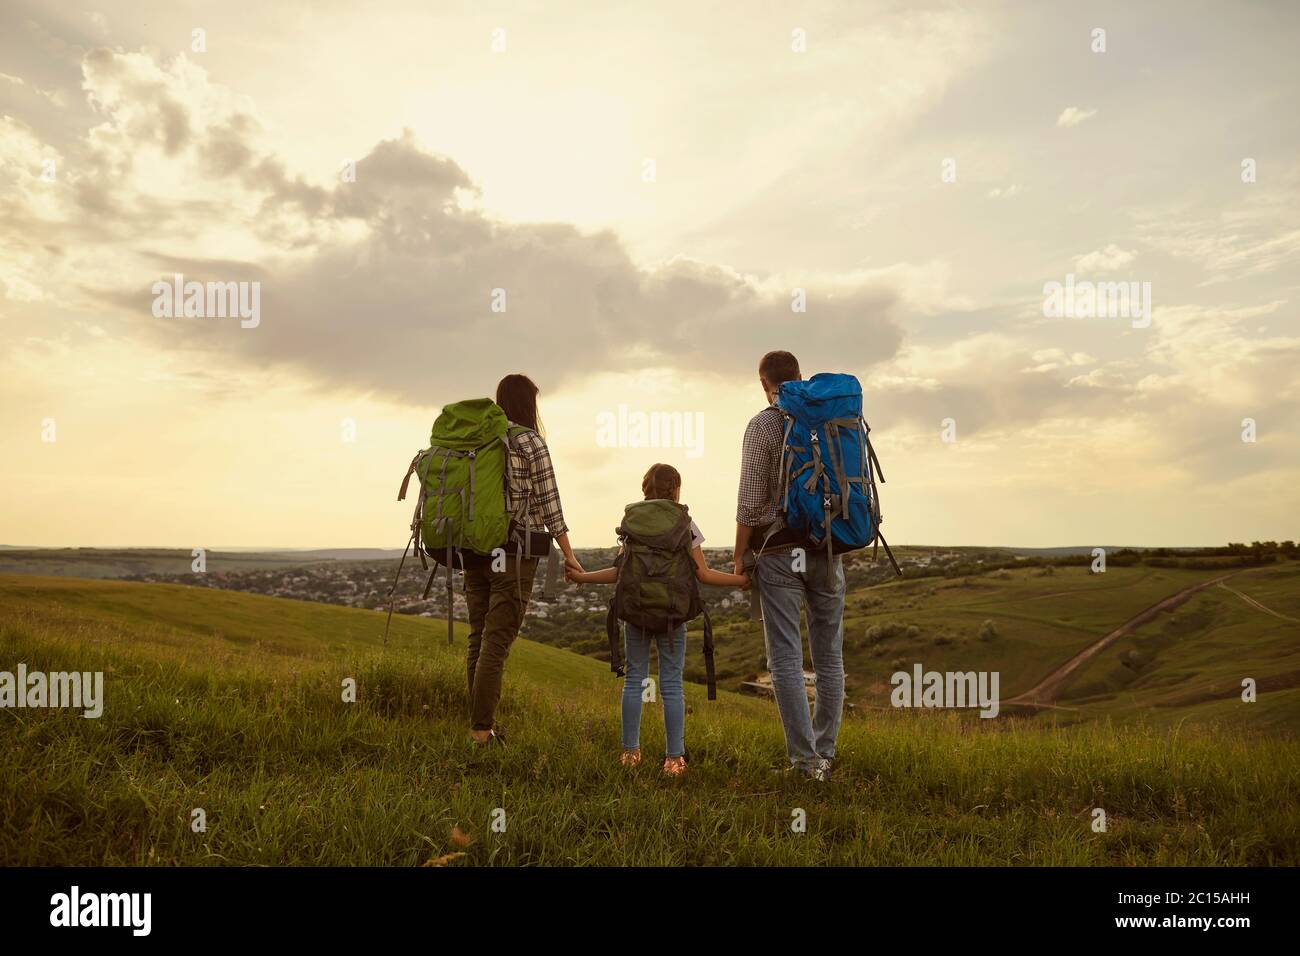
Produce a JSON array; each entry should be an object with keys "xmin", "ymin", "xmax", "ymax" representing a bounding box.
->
[
  {"xmin": 1024, "ymin": 349, "xmax": 1095, "ymax": 373},
  {"xmin": 1074, "ymin": 244, "xmax": 1137, "ymax": 273},
  {"xmin": 1136, "ymin": 201, "xmax": 1300, "ymax": 285},
  {"xmin": 1056, "ymin": 106, "xmax": 1098, "ymax": 128}
]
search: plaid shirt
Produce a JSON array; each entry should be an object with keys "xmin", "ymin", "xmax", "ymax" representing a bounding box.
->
[
  {"xmin": 506, "ymin": 427, "xmax": 568, "ymax": 536},
  {"xmin": 736, "ymin": 404, "xmax": 786, "ymax": 528}
]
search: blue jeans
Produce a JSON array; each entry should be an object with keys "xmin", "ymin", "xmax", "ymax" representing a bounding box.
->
[
  {"xmin": 622, "ymin": 622, "xmax": 687, "ymax": 758},
  {"xmin": 755, "ymin": 549, "xmax": 846, "ymax": 769}
]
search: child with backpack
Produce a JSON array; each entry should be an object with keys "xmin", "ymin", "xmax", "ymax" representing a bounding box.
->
[{"xmin": 566, "ymin": 463, "xmax": 749, "ymax": 776}]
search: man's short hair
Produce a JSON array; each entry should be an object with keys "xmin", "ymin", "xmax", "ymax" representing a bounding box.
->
[{"xmin": 759, "ymin": 350, "xmax": 801, "ymax": 387}]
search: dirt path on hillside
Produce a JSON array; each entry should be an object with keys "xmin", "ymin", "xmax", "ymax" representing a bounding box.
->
[
  {"xmin": 1005, "ymin": 571, "xmax": 1243, "ymax": 708},
  {"xmin": 1217, "ymin": 581, "xmax": 1299, "ymax": 622}
]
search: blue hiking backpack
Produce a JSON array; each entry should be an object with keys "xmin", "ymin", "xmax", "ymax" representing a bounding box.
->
[{"xmin": 769, "ymin": 372, "xmax": 901, "ymax": 576}]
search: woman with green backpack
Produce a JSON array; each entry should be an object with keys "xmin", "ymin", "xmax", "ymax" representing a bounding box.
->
[
  {"xmin": 566, "ymin": 463, "xmax": 749, "ymax": 776},
  {"xmin": 464, "ymin": 374, "xmax": 583, "ymax": 747},
  {"xmin": 396, "ymin": 373, "xmax": 579, "ymax": 747}
]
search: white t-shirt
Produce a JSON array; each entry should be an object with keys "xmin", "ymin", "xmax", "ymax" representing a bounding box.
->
[{"xmin": 690, "ymin": 520, "xmax": 705, "ymax": 551}]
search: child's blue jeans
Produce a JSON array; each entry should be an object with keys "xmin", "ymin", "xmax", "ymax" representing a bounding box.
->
[{"xmin": 622, "ymin": 622, "xmax": 687, "ymax": 758}]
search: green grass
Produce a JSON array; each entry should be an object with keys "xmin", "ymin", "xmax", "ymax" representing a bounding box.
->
[
  {"xmin": 1065, "ymin": 563, "xmax": 1300, "ymax": 732},
  {"xmin": 708, "ymin": 563, "xmax": 1300, "ymax": 727},
  {"xmin": 1, "ymin": 575, "xmax": 1297, "ymax": 866}
]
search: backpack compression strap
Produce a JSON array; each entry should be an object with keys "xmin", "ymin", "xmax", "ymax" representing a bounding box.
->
[
  {"xmin": 701, "ymin": 606, "xmax": 716, "ymax": 701},
  {"xmin": 684, "ymin": 546, "xmax": 717, "ymax": 701}
]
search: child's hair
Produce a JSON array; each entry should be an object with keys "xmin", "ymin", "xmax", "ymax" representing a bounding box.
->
[{"xmin": 642, "ymin": 463, "xmax": 681, "ymax": 501}]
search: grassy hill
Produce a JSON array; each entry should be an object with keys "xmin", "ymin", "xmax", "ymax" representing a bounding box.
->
[{"xmin": 1, "ymin": 575, "xmax": 1297, "ymax": 866}]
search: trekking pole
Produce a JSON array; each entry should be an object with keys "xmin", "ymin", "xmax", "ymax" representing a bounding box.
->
[{"xmin": 383, "ymin": 532, "xmax": 414, "ymax": 648}]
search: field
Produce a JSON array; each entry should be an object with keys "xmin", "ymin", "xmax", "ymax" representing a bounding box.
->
[{"xmin": 2, "ymin": 574, "xmax": 1297, "ymax": 866}]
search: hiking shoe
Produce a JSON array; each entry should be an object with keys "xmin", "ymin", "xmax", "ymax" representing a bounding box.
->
[
  {"xmin": 620, "ymin": 749, "xmax": 642, "ymax": 768},
  {"xmin": 471, "ymin": 729, "xmax": 506, "ymax": 748},
  {"xmin": 812, "ymin": 758, "xmax": 833, "ymax": 783},
  {"xmin": 662, "ymin": 755, "xmax": 687, "ymax": 777}
]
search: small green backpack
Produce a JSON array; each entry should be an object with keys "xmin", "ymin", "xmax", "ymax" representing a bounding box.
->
[{"xmin": 605, "ymin": 499, "xmax": 716, "ymax": 699}]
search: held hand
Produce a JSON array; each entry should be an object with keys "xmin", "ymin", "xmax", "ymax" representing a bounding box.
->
[
  {"xmin": 738, "ymin": 574, "xmax": 752, "ymax": 592},
  {"xmin": 564, "ymin": 554, "xmax": 585, "ymax": 575},
  {"xmin": 564, "ymin": 567, "xmax": 583, "ymax": 586}
]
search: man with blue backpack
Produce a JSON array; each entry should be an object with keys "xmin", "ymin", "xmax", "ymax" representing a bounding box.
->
[{"xmin": 733, "ymin": 351, "xmax": 899, "ymax": 782}]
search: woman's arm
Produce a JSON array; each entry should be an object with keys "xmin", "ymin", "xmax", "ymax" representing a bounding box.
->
[
  {"xmin": 692, "ymin": 546, "xmax": 750, "ymax": 589},
  {"xmin": 525, "ymin": 436, "xmax": 582, "ymax": 572},
  {"xmin": 568, "ymin": 566, "xmax": 617, "ymax": 585},
  {"xmin": 553, "ymin": 532, "xmax": 583, "ymax": 573}
]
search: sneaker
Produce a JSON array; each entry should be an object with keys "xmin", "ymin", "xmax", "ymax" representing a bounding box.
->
[
  {"xmin": 812, "ymin": 758, "xmax": 833, "ymax": 782},
  {"xmin": 771, "ymin": 763, "xmax": 814, "ymax": 779},
  {"xmin": 662, "ymin": 755, "xmax": 687, "ymax": 777},
  {"xmin": 620, "ymin": 749, "xmax": 642, "ymax": 768}
]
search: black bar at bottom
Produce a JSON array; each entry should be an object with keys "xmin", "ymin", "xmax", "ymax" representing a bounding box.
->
[{"xmin": 0, "ymin": 866, "xmax": 1286, "ymax": 942}]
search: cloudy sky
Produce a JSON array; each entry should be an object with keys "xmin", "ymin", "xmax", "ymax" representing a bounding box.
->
[{"xmin": 2, "ymin": 0, "xmax": 1297, "ymax": 549}]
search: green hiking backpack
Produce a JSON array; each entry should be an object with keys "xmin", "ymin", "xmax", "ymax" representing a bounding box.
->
[
  {"xmin": 387, "ymin": 398, "xmax": 555, "ymax": 646},
  {"xmin": 413, "ymin": 398, "xmax": 514, "ymax": 559},
  {"xmin": 604, "ymin": 499, "xmax": 716, "ymax": 700}
]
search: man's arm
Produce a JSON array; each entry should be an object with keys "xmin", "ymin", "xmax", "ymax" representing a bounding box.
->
[
  {"xmin": 734, "ymin": 412, "xmax": 776, "ymax": 572},
  {"xmin": 733, "ymin": 524, "xmax": 753, "ymax": 575}
]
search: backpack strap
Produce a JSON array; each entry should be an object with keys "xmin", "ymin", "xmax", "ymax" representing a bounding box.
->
[
  {"xmin": 824, "ymin": 421, "xmax": 850, "ymax": 520},
  {"xmin": 437, "ymin": 544, "xmax": 456, "ymax": 645},
  {"xmin": 701, "ymin": 605, "xmax": 716, "ymax": 701},
  {"xmin": 824, "ymin": 527, "xmax": 835, "ymax": 587},
  {"xmin": 397, "ymin": 450, "xmax": 422, "ymax": 501},
  {"xmin": 776, "ymin": 414, "xmax": 797, "ymax": 513},
  {"xmin": 419, "ymin": 559, "xmax": 443, "ymax": 642},
  {"xmin": 606, "ymin": 546, "xmax": 628, "ymax": 678},
  {"xmin": 541, "ymin": 544, "xmax": 560, "ymax": 600},
  {"xmin": 406, "ymin": 450, "xmax": 431, "ymax": 572},
  {"xmin": 683, "ymin": 541, "xmax": 717, "ymax": 701},
  {"xmin": 877, "ymin": 529, "xmax": 902, "ymax": 576},
  {"xmin": 606, "ymin": 598, "xmax": 625, "ymax": 678}
]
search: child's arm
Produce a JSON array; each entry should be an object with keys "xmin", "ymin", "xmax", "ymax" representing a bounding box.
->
[
  {"xmin": 568, "ymin": 566, "xmax": 618, "ymax": 585},
  {"xmin": 567, "ymin": 544, "xmax": 622, "ymax": 586},
  {"xmin": 692, "ymin": 546, "xmax": 750, "ymax": 589}
]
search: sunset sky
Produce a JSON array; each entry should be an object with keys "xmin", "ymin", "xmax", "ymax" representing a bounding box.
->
[{"xmin": 2, "ymin": 1, "xmax": 1298, "ymax": 549}]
